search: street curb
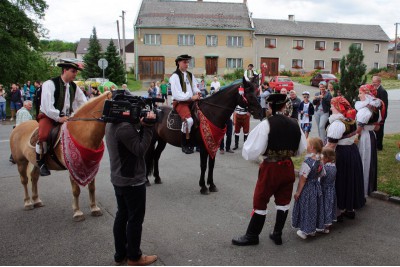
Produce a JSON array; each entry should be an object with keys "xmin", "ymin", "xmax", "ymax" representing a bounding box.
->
[{"xmin": 370, "ymin": 191, "xmax": 400, "ymax": 205}]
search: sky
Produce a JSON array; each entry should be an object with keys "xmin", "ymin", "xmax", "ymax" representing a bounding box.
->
[{"xmin": 41, "ymin": 0, "xmax": 398, "ymax": 42}]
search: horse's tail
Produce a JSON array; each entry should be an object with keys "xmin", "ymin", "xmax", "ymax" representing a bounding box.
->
[{"xmin": 145, "ymin": 135, "xmax": 157, "ymax": 177}]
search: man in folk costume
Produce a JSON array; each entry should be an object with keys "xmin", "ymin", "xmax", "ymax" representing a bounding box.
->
[
  {"xmin": 232, "ymin": 94, "xmax": 307, "ymax": 246},
  {"xmin": 244, "ymin": 64, "xmax": 258, "ymax": 82},
  {"xmin": 170, "ymin": 54, "xmax": 201, "ymax": 154},
  {"xmin": 232, "ymin": 104, "xmax": 250, "ymax": 150},
  {"xmin": 36, "ymin": 60, "xmax": 87, "ymax": 176}
]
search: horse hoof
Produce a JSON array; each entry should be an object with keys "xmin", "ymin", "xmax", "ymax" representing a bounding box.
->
[
  {"xmin": 145, "ymin": 181, "xmax": 151, "ymax": 187},
  {"xmin": 91, "ymin": 209, "xmax": 103, "ymax": 217},
  {"xmin": 154, "ymin": 178, "xmax": 163, "ymax": 184},
  {"xmin": 209, "ymin": 185, "xmax": 219, "ymax": 193},
  {"xmin": 33, "ymin": 201, "xmax": 44, "ymax": 208},
  {"xmin": 200, "ymin": 187, "xmax": 209, "ymax": 195},
  {"xmin": 73, "ymin": 211, "xmax": 85, "ymax": 222},
  {"xmin": 24, "ymin": 203, "xmax": 34, "ymax": 210}
]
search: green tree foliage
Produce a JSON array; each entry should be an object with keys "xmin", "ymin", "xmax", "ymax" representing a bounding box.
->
[
  {"xmin": 339, "ymin": 44, "xmax": 367, "ymax": 105},
  {"xmin": 104, "ymin": 40, "xmax": 126, "ymax": 84},
  {"xmin": 40, "ymin": 40, "xmax": 78, "ymax": 53},
  {"xmin": 81, "ymin": 27, "xmax": 103, "ymax": 80}
]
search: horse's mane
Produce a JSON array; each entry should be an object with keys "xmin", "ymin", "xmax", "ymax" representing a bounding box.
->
[
  {"xmin": 73, "ymin": 92, "xmax": 111, "ymax": 116},
  {"xmin": 199, "ymin": 82, "xmax": 240, "ymax": 104}
]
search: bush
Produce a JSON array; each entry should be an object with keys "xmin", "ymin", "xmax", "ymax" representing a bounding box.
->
[
  {"xmin": 369, "ymin": 67, "xmax": 388, "ymax": 75},
  {"xmin": 279, "ymin": 69, "xmax": 292, "ymax": 76},
  {"xmin": 223, "ymin": 68, "xmax": 244, "ymax": 80}
]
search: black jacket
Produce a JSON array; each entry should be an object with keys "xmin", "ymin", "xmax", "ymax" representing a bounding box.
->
[
  {"xmin": 376, "ymin": 85, "xmax": 388, "ymax": 120},
  {"xmin": 298, "ymin": 101, "xmax": 315, "ymax": 122},
  {"xmin": 312, "ymin": 91, "xmax": 332, "ymax": 113}
]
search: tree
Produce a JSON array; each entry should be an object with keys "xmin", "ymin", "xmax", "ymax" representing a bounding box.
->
[
  {"xmin": 40, "ymin": 40, "xmax": 78, "ymax": 53},
  {"xmin": 104, "ymin": 40, "xmax": 126, "ymax": 84},
  {"xmin": 81, "ymin": 27, "xmax": 103, "ymax": 80},
  {"xmin": 339, "ymin": 44, "xmax": 367, "ymax": 105}
]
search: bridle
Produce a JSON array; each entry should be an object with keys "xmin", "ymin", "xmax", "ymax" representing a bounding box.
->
[{"xmin": 66, "ymin": 92, "xmax": 112, "ymax": 122}]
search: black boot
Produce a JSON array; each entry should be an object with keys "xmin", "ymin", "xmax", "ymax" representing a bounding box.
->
[
  {"xmin": 36, "ymin": 152, "xmax": 51, "ymax": 176},
  {"xmin": 181, "ymin": 133, "xmax": 193, "ymax": 154},
  {"xmin": 244, "ymin": 134, "xmax": 248, "ymax": 143},
  {"xmin": 232, "ymin": 135, "xmax": 239, "ymax": 150},
  {"xmin": 269, "ymin": 210, "xmax": 288, "ymax": 245},
  {"xmin": 232, "ymin": 213, "xmax": 266, "ymax": 246}
]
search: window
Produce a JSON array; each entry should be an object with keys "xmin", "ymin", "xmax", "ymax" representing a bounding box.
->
[
  {"xmin": 292, "ymin": 59, "xmax": 303, "ymax": 69},
  {"xmin": 226, "ymin": 58, "xmax": 243, "ymax": 68},
  {"xmin": 352, "ymin": 43, "xmax": 362, "ymax": 49},
  {"xmin": 374, "ymin": 62, "xmax": 379, "ymax": 69},
  {"xmin": 227, "ymin": 36, "xmax": 243, "ymax": 47},
  {"xmin": 178, "ymin": 34, "xmax": 195, "ymax": 46},
  {"xmin": 144, "ymin": 34, "xmax": 161, "ymax": 45},
  {"xmin": 315, "ymin": 41, "xmax": 326, "ymax": 50},
  {"xmin": 293, "ymin": 40, "xmax": 304, "ymax": 50},
  {"xmin": 265, "ymin": 38, "xmax": 277, "ymax": 48},
  {"xmin": 189, "ymin": 57, "xmax": 195, "ymax": 68},
  {"xmin": 314, "ymin": 60, "xmax": 325, "ymax": 69},
  {"xmin": 333, "ymin": 41, "xmax": 340, "ymax": 51},
  {"xmin": 206, "ymin": 35, "xmax": 218, "ymax": 47},
  {"xmin": 374, "ymin": 44, "xmax": 380, "ymax": 53}
]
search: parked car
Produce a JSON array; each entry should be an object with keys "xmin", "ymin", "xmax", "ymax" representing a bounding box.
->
[
  {"xmin": 310, "ymin": 73, "xmax": 338, "ymax": 87},
  {"xmin": 269, "ymin": 76, "xmax": 294, "ymax": 92}
]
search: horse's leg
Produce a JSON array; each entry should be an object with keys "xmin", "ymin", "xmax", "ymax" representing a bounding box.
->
[
  {"xmin": 153, "ymin": 140, "xmax": 167, "ymax": 184},
  {"xmin": 199, "ymin": 148, "xmax": 209, "ymax": 195},
  {"xmin": 30, "ymin": 164, "xmax": 44, "ymax": 208},
  {"xmin": 207, "ymin": 156, "xmax": 219, "ymax": 193},
  {"xmin": 69, "ymin": 176, "xmax": 85, "ymax": 222},
  {"xmin": 88, "ymin": 179, "xmax": 103, "ymax": 217},
  {"xmin": 18, "ymin": 162, "xmax": 34, "ymax": 210}
]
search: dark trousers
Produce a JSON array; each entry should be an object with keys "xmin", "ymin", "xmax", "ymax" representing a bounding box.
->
[
  {"xmin": 375, "ymin": 124, "xmax": 385, "ymax": 150},
  {"xmin": 113, "ymin": 184, "xmax": 146, "ymax": 262},
  {"xmin": 220, "ymin": 119, "xmax": 233, "ymax": 150}
]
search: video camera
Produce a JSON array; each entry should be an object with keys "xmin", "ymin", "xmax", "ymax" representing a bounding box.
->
[{"xmin": 102, "ymin": 90, "xmax": 164, "ymax": 124}]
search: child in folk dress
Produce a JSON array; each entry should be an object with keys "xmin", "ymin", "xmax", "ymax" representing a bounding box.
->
[
  {"xmin": 292, "ymin": 137, "xmax": 325, "ymax": 239},
  {"xmin": 319, "ymin": 147, "xmax": 337, "ymax": 233}
]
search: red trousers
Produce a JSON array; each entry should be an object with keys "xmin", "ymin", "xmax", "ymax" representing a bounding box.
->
[
  {"xmin": 173, "ymin": 101, "xmax": 191, "ymax": 120},
  {"xmin": 253, "ymin": 159, "xmax": 295, "ymax": 210},
  {"xmin": 234, "ymin": 113, "xmax": 250, "ymax": 134},
  {"xmin": 37, "ymin": 113, "xmax": 55, "ymax": 142}
]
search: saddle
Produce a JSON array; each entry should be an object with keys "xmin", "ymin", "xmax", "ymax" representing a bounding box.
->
[
  {"xmin": 30, "ymin": 124, "xmax": 66, "ymax": 170},
  {"xmin": 167, "ymin": 102, "xmax": 199, "ymax": 131}
]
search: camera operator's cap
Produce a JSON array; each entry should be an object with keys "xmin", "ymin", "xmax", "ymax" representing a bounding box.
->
[
  {"xmin": 175, "ymin": 54, "xmax": 192, "ymax": 64},
  {"xmin": 302, "ymin": 91, "xmax": 310, "ymax": 95},
  {"xmin": 57, "ymin": 60, "xmax": 83, "ymax": 71},
  {"xmin": 319, "ymin": 81, "xmax": 327, "ymax": 86},
  {"xmin": 266, "ymin": 93, "xmax": 289, "ymax": 105}
]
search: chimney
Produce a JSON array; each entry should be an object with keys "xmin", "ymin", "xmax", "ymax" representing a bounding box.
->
[{"xmin": 288, "ymin": 15, "xmax": 295, "ymax": 21}]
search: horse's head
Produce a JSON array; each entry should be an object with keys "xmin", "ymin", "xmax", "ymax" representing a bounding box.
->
[{"xmin": 240, "ymin": 76, "xmax": 262, "ymax": 120}]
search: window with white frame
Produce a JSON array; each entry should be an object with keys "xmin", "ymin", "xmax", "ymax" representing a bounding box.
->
[
  {"xmin": 314, "ymin": 60, "xmax": 325, "ymax": 69},
  {"xmin": 374, "ymin": 44, "xmax": 380, "ymax": 53},
  {"xmin": 293, "ymin": 40, "xmax": 304, "ymax": 49},
  {"xmin": 206, "ymin": 35, "xmax": 218, "ymax": 47},
  {"xmin": 292, "ymin": 59, "xmax": 303, "ymax": 69},
  {"xmin": 315, "ymin": 41, "xmax": 326, "ymax": 50},
  {"xmin": 188, "ymin": 57, "xmax": 195, "ymax": 68},
  {"xmin": 144, "ymin": 34, "xmax": 161, "ymax": 45},
  {"xmin": 352, "ymin": 43, "xmax": 362, "ymax": 49},
  {"xmin": 333, "ymin": 41, "xmax": 340, "ymax": 51},
  {"xmin": 265, "ymin": 38, "xmax": 277, "ymax": 48},
  {"xmin": 178, "ymin": 34, "xmax": 195, "ymax": 46},
  {"xmin": 226, "ymin": 58, "xmax": 243, "ymax": 68},
  {"xmin": 227, "ymin": 36, "xmax": 243, "ymax": 47},
  {"xmin": 374, "ymin": 62, "xmax": 379, "ymax": 69}
]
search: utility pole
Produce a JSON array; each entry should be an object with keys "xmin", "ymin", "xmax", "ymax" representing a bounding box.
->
[
  {"xmin": 395, "ymin": 22, "xmax": 399, "ymax": 75},
  {"xmin": 121, "ymin": 11, "xmax": 127, "ymax": 72},
  {"xmin": 116, "ymin": 20, "xmax": 121, "ymax": 57}
]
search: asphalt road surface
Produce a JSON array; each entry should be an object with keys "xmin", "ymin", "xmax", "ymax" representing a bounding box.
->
[{"xmin": 0, "ymin": 84, "xmax": 399, "ymax": 265}]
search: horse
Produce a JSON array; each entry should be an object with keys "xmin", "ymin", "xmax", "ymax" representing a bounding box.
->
[
  {"xmin": 9, "ymin": 92, "xmax": 111, "ymax": 221},
  {"xmin": 145, "ymin": 76, "xmax": 262, "ymax": 194}
]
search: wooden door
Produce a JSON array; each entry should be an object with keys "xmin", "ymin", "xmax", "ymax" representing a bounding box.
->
[
  {"xmin": 206, "ymin": 57, "xmax": 218, "ymax": 75},
  {"xmin": 260, "ymin": 57, "xmax": 279, "ymax": 76},
  {"xmin": 139, "ymin": 56, "xmax": 165, "ymax": 80},
  {"xmin": 331, "ymin": 60, "xmax": 339, "ymax": 74}
]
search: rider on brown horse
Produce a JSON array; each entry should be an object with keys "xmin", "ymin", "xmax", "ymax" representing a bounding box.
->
[
  {"xmin": 170, "ymin": 54, "xmax": 201, "ymax": 154},
  {"xmin": 36, "ymin": 60, "xmax": 87, "ymax": 176}
]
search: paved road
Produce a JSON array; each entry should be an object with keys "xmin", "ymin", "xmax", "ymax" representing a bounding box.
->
[{"xmin": 0, "ymin": 84, "xmax": 399, "ymax": 265}]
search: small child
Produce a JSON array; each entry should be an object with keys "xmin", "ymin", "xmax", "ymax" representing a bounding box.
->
[
  {"xmin": 319, "ymin": 147, "xmax": 337, "ymax": 232},
  {"xmin": 292, "ymin": 137, "xmax": 325, "ymax": 239}
]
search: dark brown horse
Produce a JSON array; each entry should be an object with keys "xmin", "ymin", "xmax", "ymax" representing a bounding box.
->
[{"xmin": 145, "ymin": 77, "xmax": 262, "ymax": 194}]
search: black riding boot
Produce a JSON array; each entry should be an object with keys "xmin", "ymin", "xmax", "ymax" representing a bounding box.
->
[
  {"xmin": 36, "ymin": 152, "xmax": 51, "ymax": 176},
  {"xmin": 181, "ymin": 133, "xmax": 193, "ymax": 154},
  {"xmin": 232, "ymin": 213, "xmax": 266, "ymax": 246},
  {"xmin": 269, "ymin": 210, "xmax": 288, "ymax": 245},
  {"xmin": 233, "ymin": 135, "xmax": 239, "ymax": 150}
]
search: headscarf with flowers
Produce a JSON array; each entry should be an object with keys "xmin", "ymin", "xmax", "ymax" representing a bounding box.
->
[
  {"xmin": 359, "ymin": 84, "xmax": 377, "ymax": 97},
  {"xmin": 331, "ymin": 96, "xmax": 356, "ymax": 120}
]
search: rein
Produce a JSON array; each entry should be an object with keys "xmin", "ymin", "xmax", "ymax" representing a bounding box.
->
[{"xmin": 67, "ymin": 110, "xmax": 104, "ymax": 122}]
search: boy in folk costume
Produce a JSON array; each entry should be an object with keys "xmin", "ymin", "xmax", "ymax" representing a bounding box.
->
[
  {"xmin": 232, "ymin": 94, "xmax": 307, "ymax": 246},
  {"xmin": 170, "ymin": 54, "xmax": 201, "ymax": 154},
  {"xmin": 37, "ymin": 60, "xmax": 87, "ymax": 176},
  {"xmin": 244, "ymin": 64, "xmax": 258, "ymax": 82}
]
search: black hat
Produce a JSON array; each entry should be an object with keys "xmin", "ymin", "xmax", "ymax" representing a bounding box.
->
[
  {"xmin": 57, "ymin": 60, "xmax": 83, "ymax": 71},
  {"xmin": 175, "ymin": 54, "xmax": 192, "ymax": 64},
  {"xmin": 266, "ymin": 93, "xmax": 289, "ymax": 105}
]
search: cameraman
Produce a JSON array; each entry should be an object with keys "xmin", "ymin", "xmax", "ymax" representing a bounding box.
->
[{"xmin": 105, "ymin": 111, "xmax": 158, "ymax": 266}]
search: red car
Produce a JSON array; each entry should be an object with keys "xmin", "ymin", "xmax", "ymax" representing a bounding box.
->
[
  {"xmin": 269, "ymin": 76, "xmax": 294, "ymax": 92},
  {"xmin": 310, "ymin": 73, "xmax": 338, "ymax": 87}
]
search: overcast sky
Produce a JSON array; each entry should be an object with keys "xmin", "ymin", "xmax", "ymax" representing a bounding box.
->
[{"xmin": 41, "ymin": 0, "xmax": 398, "ymax": 42}]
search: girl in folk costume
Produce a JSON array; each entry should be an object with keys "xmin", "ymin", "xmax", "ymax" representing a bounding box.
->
[
  {"xmin": 292, "ymin": 137, "xmax": 326, "ymax": 239},
  {"xmin": 320, "ymin": 147, "xmax": 337, "ymax": 231},
  {"xmin": 325, "ymin": 96, "xmax": 365, "ymax": 221},
  {"xmin": 355, "ymin": 84, "xmax": 386, "ymax": 196}
]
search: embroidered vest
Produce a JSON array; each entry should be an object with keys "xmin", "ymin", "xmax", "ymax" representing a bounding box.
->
[
  {"xmin": 173, "ymin": 69, "xmax": 193, "ymax": 93},
  {"xmin": 51, "ymin": 76, "xmax": 76, "ymax": 114}
]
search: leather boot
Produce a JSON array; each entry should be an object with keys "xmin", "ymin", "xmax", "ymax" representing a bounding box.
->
[
  {"xmin": 244, "ymin": 134, "xmax": 248, "ymax": 143},
  {"xmin": 36, "ymin": 152, "xmax": 51, "ymax": 176},
  {"xmin": 232, "ymin": 213, "xmax": 266, "ymax": 246},
  {"xmin": 232, "ymin": 135, "xmax": 239, "ymax": 150},
  {"xmin": 181, "ymin": 133, "xmax": 193, "ymax": 154},
  {"xmin": 269, "ymin": 210, "xmax": 288, "ymax": 245}
]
